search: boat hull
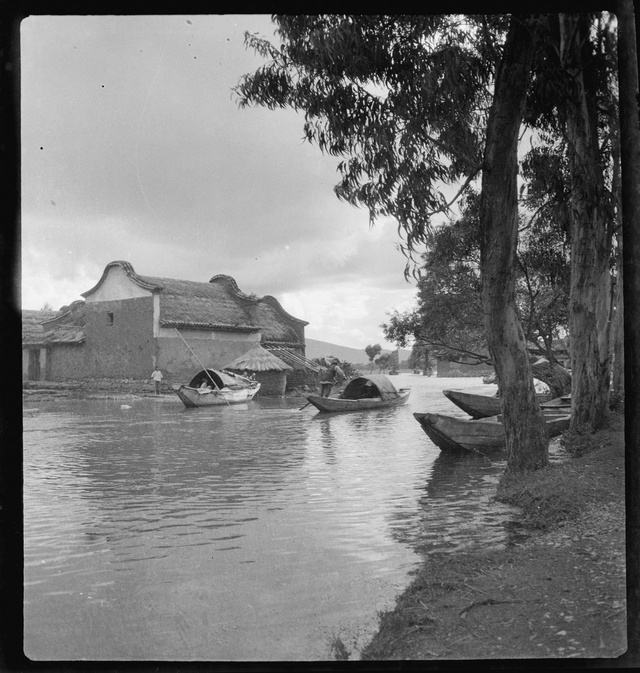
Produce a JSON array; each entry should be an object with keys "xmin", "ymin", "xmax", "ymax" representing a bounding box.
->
[
  {"xmin": 443, "ymin": 390, "xmax": 502, "ymax": 419},
  {"xmin": 173, "ymin": 383, "xmax": 260, "ymax": 408},
  {"xmin": 443, "ymin": 390, "xmax": 562, "ymax": 419},
  {"xmin": 306, "ymin": 389, "xmax": 411, "ymax": 413},
  {"xmin": 413, "ymin": 411, "xmax": 571, "ymax": 454}
]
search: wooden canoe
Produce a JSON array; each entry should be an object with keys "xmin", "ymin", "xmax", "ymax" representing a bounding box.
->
[
  {"xmin": 443, "ymin": 389, "xmax": 564, "ymax": 419},
  {"xmin": 306, "ymin": 388, "xmax": 411, "ymax": 413},
  {"xmin": 173, "ymin": 369, "xmax": 260, "ymax": 408},
  {"xmin": 442, "ymin": 390, "xmax": 502, "ymax": 419},
  {"xmin": 413, "ymin": 411, "xmax": 571, "ymax": 454}
]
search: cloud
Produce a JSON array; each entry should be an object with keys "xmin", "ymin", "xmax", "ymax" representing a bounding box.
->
[{"xmin": 20, "ymin": 15, "xmax": 420, "ymax": 348}]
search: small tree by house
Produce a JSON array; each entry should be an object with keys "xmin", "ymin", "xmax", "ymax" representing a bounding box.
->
[{"xmin": 365, "ymin": 344, "xmax": 382, "ymax": 373}]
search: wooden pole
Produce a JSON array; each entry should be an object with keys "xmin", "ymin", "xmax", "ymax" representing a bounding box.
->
[{"xmin": 174, "ymin": 328, "xmax": 230, "ymax": 405}]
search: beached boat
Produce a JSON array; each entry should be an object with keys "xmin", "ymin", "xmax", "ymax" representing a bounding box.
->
[
  {"xmin": 173, "ymin": 369, "xmax": 260, "ymax": 408},
  {"xmin": 305, "ymin": 374, "xmax": 411, "ymax": 413},
  {"xmin": 413, "ymin": 411, "xmax": 571, "ymax": 454}
]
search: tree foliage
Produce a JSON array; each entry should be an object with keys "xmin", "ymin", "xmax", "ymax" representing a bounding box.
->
[
  {"xmin": 235, "ymin": 12, "xmax": 622, "ymax": 460},
  {"xmin": 236, "ymin": 14, "xmax": 506, "ymax": 265},
  {"xmin": 382, "ymin": 190, "xmax": 570, "ymax": 365}
]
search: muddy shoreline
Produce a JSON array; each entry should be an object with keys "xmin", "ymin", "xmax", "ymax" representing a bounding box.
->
[{"xmin": 360, "ymin": 412, "xmax": 628, "ymax": 662}]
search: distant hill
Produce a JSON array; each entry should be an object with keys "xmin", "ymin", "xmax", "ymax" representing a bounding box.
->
[{"xmin": 305, "ymin": 338, "xmax": 411, "ymax": 366}]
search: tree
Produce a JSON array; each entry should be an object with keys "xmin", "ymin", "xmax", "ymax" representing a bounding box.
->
[
  {"xmin": 479, "ymin": 15, "xmax": 549, "ymax": 474},
  {"xmin": 525, "ymin": 13, "xmax": 620, "ymax": 431},
  {"xmin": 382, "ymin": 190, "xmax": 572, "ymax": 396},
  {"xmin": 236, "ymin": 15, "xmax": 552, "ymax": 473},
  {"xmin": 236, "ymin": 15, "xmax": 498, "ymax": 262},
  {"xmin": 558, "ymin": 13, "xmax": 615, "ymax": 431},
  {"xmin": 365, "ymin": 344, "xmax": 382, "ymax": 373},
  {"xmin": 376, "ymin": 353, "xmax": 391, "ymax": 373},
  {"xmin": 616, "ymin": 0, "xmax": 640, "ymax": 652},
  {"xmin": 235, "ymin": 14, "xmax": 617, "ymax": 473}
]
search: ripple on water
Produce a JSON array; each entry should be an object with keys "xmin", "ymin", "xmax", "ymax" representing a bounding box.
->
[{"xmin": 23, "ymin": 376, "xmax": 520, "ymax": 660}]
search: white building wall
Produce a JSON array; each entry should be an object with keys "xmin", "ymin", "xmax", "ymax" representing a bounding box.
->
[{"xmin": 85, "ymin": 266, "xmax": 153, "ymax": 302}]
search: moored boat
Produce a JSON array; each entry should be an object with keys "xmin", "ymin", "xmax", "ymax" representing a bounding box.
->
[
  {"xmin": 443, "ymin": 389, "xmax": 502, "ymax": 419},
  {"xmin": 173, "ymin": 369, "xmax": 260, "ymax": 408},
  {"xmin": 306, "ymin": 374, "xmax": 411, "ymax": 413},
  {"xmin": 443, "ymin": 389, "xmax": 565, "ymax": 419},
  {"xmin": 413, "ymin": 411, "xmax": 571, "ymax": 454}
]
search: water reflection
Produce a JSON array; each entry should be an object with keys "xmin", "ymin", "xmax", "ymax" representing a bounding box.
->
[{"xmin": 24, "ymin": 375, "xmax": 521, "ymax": 661}]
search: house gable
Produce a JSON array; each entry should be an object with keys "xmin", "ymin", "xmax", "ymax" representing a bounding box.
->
[{"xmin": 82, "ymin": 261, "xmax": 157, "ymax": 302}]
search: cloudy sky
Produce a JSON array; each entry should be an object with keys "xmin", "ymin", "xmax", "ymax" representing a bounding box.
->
[{"xmin": 20, "ymin": 14, "xmax": 434, "ymax": 350}]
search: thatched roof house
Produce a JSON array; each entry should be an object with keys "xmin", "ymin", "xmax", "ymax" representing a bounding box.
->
[
  {"xmin": 82, "ymin": 262, "xmax": 307, "ymax": 345},
  {"xmin": 225, "ymin": 344, "xmax": 292, "ymax": 396},
  {"xmin": 22, "ymin": 304, "xmax": 85, "ymax": 381},
  {"xmin": 23, "ymin": 261, "xmax": 315, "ymax": 391}
]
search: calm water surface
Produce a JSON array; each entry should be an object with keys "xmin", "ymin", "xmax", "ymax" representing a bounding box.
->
[{"xmin": 24, "ymin": 375, "xmax": 519, "ymax": 661}]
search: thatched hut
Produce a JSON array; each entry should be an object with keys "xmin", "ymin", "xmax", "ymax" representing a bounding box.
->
[{"xmin": 224, "ymin": 344, "xmax": 293, "ymax": 396}]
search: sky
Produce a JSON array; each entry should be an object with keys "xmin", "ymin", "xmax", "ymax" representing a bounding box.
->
[{"xmin": 19, "ymin": 14, "xmax": 435, "ymax": 350}]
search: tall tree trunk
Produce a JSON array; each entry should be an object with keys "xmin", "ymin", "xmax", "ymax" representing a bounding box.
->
[
  {"xmin": 480, "ymin": 16, "xmax": 548, "ymax": 477},
  {"xmin": 609, "ymin": 78, "xmax": 624, "ymax": 400},
  {"xmin": 617, "ymin": 0, "xmax": 640, "ymax": 656},
  {"xmin": 611, "ymin": 254, "xmax": 624, "ymax": 398},
  {"xmin": 560, "ymin": 14, "xmax": 612, "ymax": 432}
]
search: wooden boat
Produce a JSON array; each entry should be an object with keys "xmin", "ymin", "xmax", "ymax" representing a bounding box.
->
[
  {"xmin": 540, "ymin": 394, "xmax": 572, "ymax": 410},
  {"xmin": 413, "ymin": 411, "xmax": 571, "ymax": 454},
  {"xmin": 173, "ymin": 369, "xmax": 260, "ymax": 408},
  {"xmin": 443, "ymin": 389, "xmax": 502, "ymax": 419},
  {"xmin": 443, "ymin": 389, "xmax": 564, "ymax": 419},
  {"xmin": 306, "ymin": 374, "xmax": 411, "ymax": 413}
]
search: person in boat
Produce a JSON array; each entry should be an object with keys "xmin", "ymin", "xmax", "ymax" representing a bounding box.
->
[
  {"xmin": 319, "ymin": 358, "xmax": 345, "ymax": 397},
  {"xmin": 199, "ymin": 380, "xmax": 212, "ymax": 390},
  {"xmin": 151, "ymin": 367, "xmax": 163, "ymax": 395},
  {"xmin": 361, "ymin": 380, "xmax": 378, "ymax": 398}
]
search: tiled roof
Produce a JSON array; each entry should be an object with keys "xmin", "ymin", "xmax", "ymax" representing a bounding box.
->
[
  {"xmin": 136, "ymin": 271, "xmax": 307, "ymax": 339},
  {"xmin": 23, "ymin": 324, "xmax": 85, "ymax": 347},
  {"xmin": 22, "ymin": 310, "xmax": 58, "ymax": 341}
]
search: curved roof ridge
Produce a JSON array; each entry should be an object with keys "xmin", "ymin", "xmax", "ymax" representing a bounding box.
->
[
  {"xmin": 208, "ymin": 274, "xmax": 256, "ymax": 299},
  {"xmin": 82, "ymin": 260, "xmax": 161, "ymax": 298},
  {"xmin": 209, "ymin": 275, "xmax": 308, "ymax": 326},
  {"xmin": 261, "ymin": 295, "xmax": 308, "ymax": 325}
]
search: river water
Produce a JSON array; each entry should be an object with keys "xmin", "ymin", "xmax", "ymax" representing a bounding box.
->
[{"xmin": 23, "ymin": 374, "xmax": 520, "ymax": 661}]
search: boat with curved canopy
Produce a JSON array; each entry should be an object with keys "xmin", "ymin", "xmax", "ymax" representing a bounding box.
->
[
  {"xmin": 305, "ymin": 374, "xmax": 411, "ymax": 413},
  {"xmin": 173, "ymin": 369, "xmax": 260, "ymax": 408}
]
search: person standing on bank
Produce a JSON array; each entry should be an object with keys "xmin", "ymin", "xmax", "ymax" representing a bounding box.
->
[
  {"xmin": 151, "ymin": 367, "xmax": 163, "ymax": 395},
  {"xmin": 319, "ymin": 358, "xmax": 345, "ymax": 398}
]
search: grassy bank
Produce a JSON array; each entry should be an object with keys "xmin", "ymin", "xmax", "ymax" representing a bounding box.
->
[{"xmin": 360, "ymin": 412, "xmax": 626, "ymax": 661}]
